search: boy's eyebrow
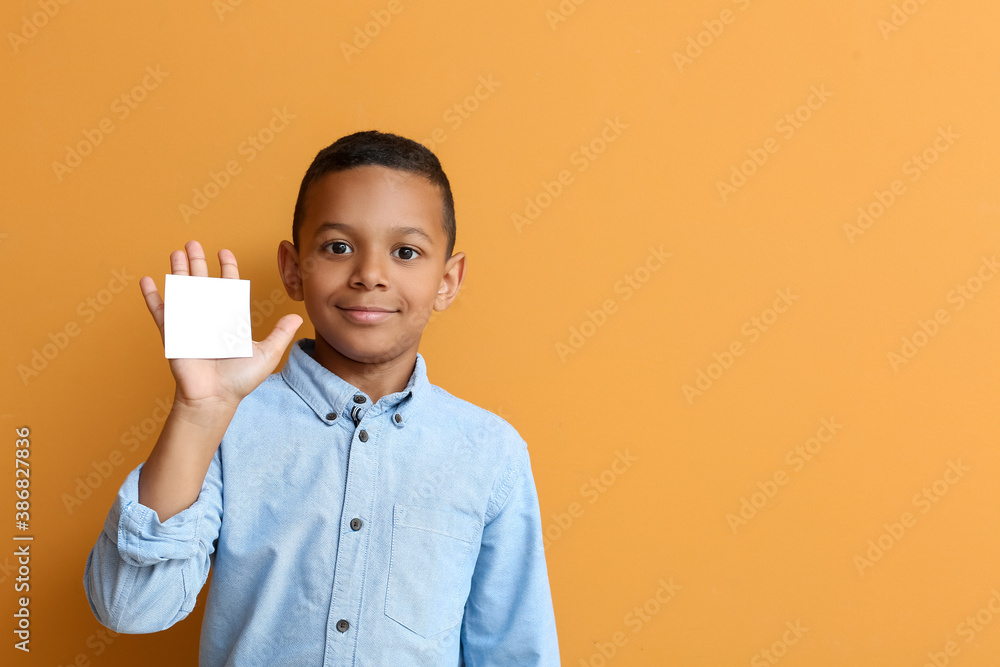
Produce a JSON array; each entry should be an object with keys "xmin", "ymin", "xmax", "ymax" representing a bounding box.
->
[
  {"xmin": 392, "ymin": 226, "xmax": 435, "ymax": 245},
  {"xmin": 315, "ymin": 221, "xmax": 434, "ymax": 245},
  {"xmin": 314, "ymin": 221, "xmax": 351, "ymax": 237}
]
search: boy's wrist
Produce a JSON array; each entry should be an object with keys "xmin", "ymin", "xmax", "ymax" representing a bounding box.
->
[{"xmin": 169, "ymin": 397, "xmax": 240, "ymax": 430}]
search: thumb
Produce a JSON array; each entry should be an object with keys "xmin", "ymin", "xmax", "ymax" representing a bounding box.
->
[{"xmin": 256, "ymin": 314, "xmax": 304, "ymax": 369}]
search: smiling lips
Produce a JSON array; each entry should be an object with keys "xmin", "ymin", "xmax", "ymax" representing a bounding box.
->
[{"xmin": 338, "ymin": 305, "xmax": 396, "ymax": 324}]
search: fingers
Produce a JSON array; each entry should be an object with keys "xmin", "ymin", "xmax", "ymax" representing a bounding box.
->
[
  {"xmin": 255, "ymin": 314, "xmax": 304, "ymax": 367},
  {"xmin": 170, "ymin": 241, "xmax": 239, "ymax": 279},
  {"xmin": 147, "ymin": 243, "xmax": 254, "ymax": 355},
  {"xmin": 169, "ymin": 240, "xmax": 208, "ymax": 276},
  {"xmin": 169, "ymin": 241, "xmax": 205, "ymax": 276},
  {"xmin": 218, "ymin": 248, "xmax": 240, "ymax": 280},
  {"xmin": 169, "ymin": 240, "xmax": 204, "ymax": 276},
  {"xmin": 185, "ymin": 240, "xmax": 209, "ymax": 277},
  {"xmin": 139, "ymin": 275, "xmax": 166, "ymax": 345},
  {"xmin": 153, "ymin": 241, "xmax": 249, "ymax": 346},
  {"xmin": 169, "ymin": 249, "xmax": 190, "ymax": 276}
]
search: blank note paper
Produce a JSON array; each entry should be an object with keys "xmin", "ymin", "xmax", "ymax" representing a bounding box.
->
[{"xmin": 163, "ymin": 274, "xmax": 253, "ymax": 359}]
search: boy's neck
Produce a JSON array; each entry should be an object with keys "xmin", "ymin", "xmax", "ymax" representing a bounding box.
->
[{"xmin": 312, "ymin": 335, "xmax": 418, "ymax": 404}]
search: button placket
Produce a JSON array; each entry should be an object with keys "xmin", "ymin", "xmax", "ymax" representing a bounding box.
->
[{"xmin": 326, "ymin": 395, "xmax": 380, "ymax": 654}]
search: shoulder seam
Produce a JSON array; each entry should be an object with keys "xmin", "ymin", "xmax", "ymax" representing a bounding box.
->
[{"xmin": 485, "ymin": 441, "xmax": 529, "ymax": 524}]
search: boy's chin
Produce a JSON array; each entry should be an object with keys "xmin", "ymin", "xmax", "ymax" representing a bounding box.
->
[{"xmin": 317, "ymin": 334, "xmax": 414, "ymax": 366}]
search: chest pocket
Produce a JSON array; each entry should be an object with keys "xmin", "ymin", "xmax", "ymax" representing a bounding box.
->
[{"xmin": 384, "ymin": 504, "xmax": 481, "ymax": 637}]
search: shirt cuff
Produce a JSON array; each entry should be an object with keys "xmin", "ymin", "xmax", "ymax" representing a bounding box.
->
[{"xmin": 109, "ymin": 463, "xmax": 205, "ymax": 567}]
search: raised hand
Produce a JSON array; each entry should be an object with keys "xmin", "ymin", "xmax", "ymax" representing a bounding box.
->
[
  {"xmin": 139, "ymin": 240, "xmax": 303, "ymax": 411},
  {"xmin": 135, "ymin": 240, "xmax": 304, "ymax": 520}
]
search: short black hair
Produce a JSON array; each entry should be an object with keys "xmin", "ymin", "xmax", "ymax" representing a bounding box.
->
[{"xmin": 291, "ymin": 130, "xmax": 456, "ymax": 259}]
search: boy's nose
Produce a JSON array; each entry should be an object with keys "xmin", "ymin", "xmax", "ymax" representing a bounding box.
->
[{"xmin": 350, "ymin": 253, "xmax": 388, "ymax": 289}]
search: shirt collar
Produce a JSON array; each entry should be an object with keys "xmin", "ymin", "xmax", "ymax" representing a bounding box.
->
[{"xmin": 280, "ymin": 337, "xmax": 428, "ymax": 426}]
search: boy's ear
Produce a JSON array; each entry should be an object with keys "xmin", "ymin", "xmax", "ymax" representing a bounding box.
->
[
  {"xmin": 277, "ymin": 240, "xmax": 305, "ymax": 301},
  {"xmin": 434, "ymin": 251, "xmax": 466, "ymax": 311}
]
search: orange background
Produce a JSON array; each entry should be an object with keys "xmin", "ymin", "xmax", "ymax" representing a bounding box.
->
[{"xmin": 3, "ymin": 1, "xmax": 1000, "ymax": 665}]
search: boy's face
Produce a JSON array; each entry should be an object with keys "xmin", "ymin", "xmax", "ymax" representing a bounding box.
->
[{"xmin": 278, "ymin": 165, "xmax": 465, "ymax": 369}]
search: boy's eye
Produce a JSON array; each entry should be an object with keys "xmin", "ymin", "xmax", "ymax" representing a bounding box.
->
[
  {"xmin": 326, "ymin": 241, "xmax": 351, "ymax": 254},
  {"xmin": 392, "ymin": 247, "xmax": 419, "ymax": 260}
]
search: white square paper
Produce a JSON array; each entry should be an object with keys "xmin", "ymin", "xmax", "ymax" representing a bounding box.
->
[{"xmin": 163, "ymin": 274, "xmax": 252, "ymax": 359}]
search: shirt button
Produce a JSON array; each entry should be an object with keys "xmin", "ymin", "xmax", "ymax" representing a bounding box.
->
[
  {"xmin": 350, "ymin": 518, "xmax": 362, "ymax": 531},
  {"xmin": 336, "ymin": 619, "xmax": 349, "ymax": 633},
  {"xmin": 393, "ymin": 413, "xmax": 402, "ymax": 424},
  {"xmin": 353, "ymin": 395, "xmax": 366, "ymax": 404},
  {"xmin": 358, "ymin": 430, "xmax": 369, "ymax": 442},
  {"xmin": 325, "ymin": 412, "xmax": 338, "ymax": 421}
]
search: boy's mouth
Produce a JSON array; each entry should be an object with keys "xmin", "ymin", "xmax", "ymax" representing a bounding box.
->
[{"xmin": 337, "ymin": 305, "xmax": 396, "ymax": 324}]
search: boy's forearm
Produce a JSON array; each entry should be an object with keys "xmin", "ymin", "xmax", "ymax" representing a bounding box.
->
[{"xmin": 137, "ymin": 401, "xmax": 237, "ymax": 522}]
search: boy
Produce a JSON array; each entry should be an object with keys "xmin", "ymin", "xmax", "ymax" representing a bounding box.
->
[{"xmin": 83, "ymin": 131, "xmax": 560, "ymax": 665}]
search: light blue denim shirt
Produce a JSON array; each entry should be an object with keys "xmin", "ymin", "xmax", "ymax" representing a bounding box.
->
[{"xmin": 83, "ymin": 338, "xmax": 560, "ymax": 666}]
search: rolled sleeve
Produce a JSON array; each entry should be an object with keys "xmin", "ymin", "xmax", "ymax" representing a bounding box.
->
[
  {"xmin": 83, "ymin": 452, "xmax": 222, "ymax": 634},
  {"xmin": 461, "ymin": 445, "xmax": 560, "ymax": 666}
]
